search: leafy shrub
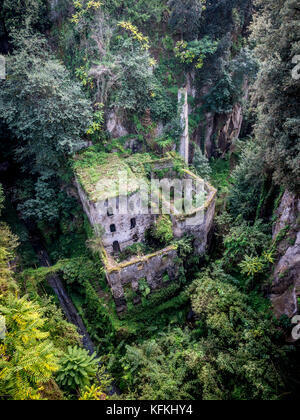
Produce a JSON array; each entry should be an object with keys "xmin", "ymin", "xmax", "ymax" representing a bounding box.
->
[
  {"xmin": 223, "ymin": 218, "xmax": 271, "ymax": 271},
  {"xmin": 0, "ymin": 33, "xmax": 93, "ymax": 175},
  {"xmin": 0, "ymin": 294, "xmax": 59, "ymax": 400},
  {"xmin": 192, "ymin": 144, "xmax": 212, "ymax": 180},
  {"xmin": 56, "ymin": 346, "xmax": 99, "ymax": 391},
  {"xmin": 228, "ymin": 142, "xmax": 265, "ymax": 221},
  {"xmin": 151, "ymin": 215, "xmax": 174, "ymax": 245},
  {"xmin": 174, "ymin": 37, "xmax": 218, "ymax": 69}
]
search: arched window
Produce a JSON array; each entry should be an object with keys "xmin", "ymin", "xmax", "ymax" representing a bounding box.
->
[
  {"xmin": 130, "ymin": 218, "xmax": 136, "ymax": 229},
  {"xmin": 110, "ymin": 224, "xmax": 116, "ymax": 233}
]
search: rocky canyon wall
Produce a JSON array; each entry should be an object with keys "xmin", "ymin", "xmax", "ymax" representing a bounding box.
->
[{"xmin": 270, "ymin": 191, "xmax": 300, "ymax": 319}]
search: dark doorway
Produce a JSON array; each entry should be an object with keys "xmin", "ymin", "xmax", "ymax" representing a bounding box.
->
[
  {"xmin": 113, "ymin": 241, "xmax": 121, "ymax": 254},
  {"xmin": 130, "ymin": 218, "xmax": 136, "ymax": 229}
]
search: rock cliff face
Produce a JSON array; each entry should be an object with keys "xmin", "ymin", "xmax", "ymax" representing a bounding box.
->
[
  {"xmin": 270, "ymin": 191, "xmax": 300, "ymax": 318},
  {"xmin": 106, "ymin": 110, "xmax": 129, "ymax": 138},
  {"xmin": 191, "ymin": 80, "xmax": 248, "ymax": 159}
]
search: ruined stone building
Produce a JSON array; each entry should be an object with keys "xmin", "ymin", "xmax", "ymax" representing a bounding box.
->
[{"xmin": 74, "ymin": 150, "xmax": 216, "ymax": 313}]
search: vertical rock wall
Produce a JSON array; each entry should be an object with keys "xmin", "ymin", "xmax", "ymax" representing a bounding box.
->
[
  {"xmin": 188, "ymin": 76, "xmax": 249, "ymax": 159},
  {"xmin": 271, "ymin": 191, "xmax": 300, "ymax": 318}
]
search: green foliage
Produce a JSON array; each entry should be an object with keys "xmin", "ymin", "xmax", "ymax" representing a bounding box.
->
[
  {"xmin": 0, "ymin": 214, "xmax": 19, "ymax": 294},
  {"xmin": 138, "ymin": 278, "xmax": 151, "ymax": 298},
  {"xmin": 151, "ymin": 215, "xmax": 174, "ymax": 245},
  {"xmin": 1, "ymin": 0, "xmax": 298, "ymax": 402},
  {"xmin": 202, "ymin": 72, "xmax": 236, "ymax": 114},
  {"xmin": 250, "ymin": 0, "xmax": 300, "ymax": 194},
  {"xmin": 79, "ymin": 375, "xmax": 110, "ymax": 400},
  {"xmin": 200, "ymin": 48, "xmax": 257, "ymax": 114},
  {"xmin": 0, "ymin": 32, "xmax": 93, "ymax": 175},
  {"xmin": 40, "ymin": 298, "xmax": 82, "ymax": 352},
  {"xmin": 60, "ymin": 257, "xmax": 103, "ymax": 286},
  {"xmin": 56, "ymin": 346, "xmax": 99, "ymax": 391},
  {"xmin": 119, "ymin": 327, "xmax": 196, "ymax": 399},
  {"xmin": 102, "ymin": 0, "xmax": 167, "ymax": 26},
  {"xmin": 153, "ymin": 136, "xmax": 174, "ymax": 153},
  {"xmin": 239, "ymin": 253, "xmax": 274, "ymax": 278},
  {"xmin": 80, "ymin": 280, "xmax": 116, "ymax": 349},
  {"xmin": 118, "ymin": 243, "xmax": 150, "ymax": 262},
  {"xmin": 0, "ymin": 185, "xmax": 4, "ymax": 214},
  {"xmin": 0, "ymin": 294, "xmax": 60, "ymax": 400},
  {"xmin": 174, "ymin": 236, "xmax": 193, "ymax": 259},
  {"xmin": 198, "ymin": 0, "xmax": 251, "ymax": 42},
  {"xmin": 112, "ymin": 40, "xmax": 157, "ymax": 115},
  {"xmin": 228, "ymin": 141, "xmax": 265, "ymax": 221},
  {"xmin": 149, "ymin": 84, "xmax": 178, "ymax": 123},
  {"xmin": 210, "ymin": 155, "xmax": 231, "ymax": 192},
  {"xmin": 0, "ymin": 0, "xmax": 50, "ymax": 36},
  {"xmin": 192, "ymin": 144, "xmax": 212, "ymax": 181},
  {"xmin": 119, "ymin": 266, "xmax": 286, "ymax": 400},
  {"xmin": 1, "ymin": 196, "xmax": 39, "ymax": 269},
  {"xmin": 188, "ymin": 266, "xmax": 285, "ymax": 400},
  {"xmin": 120, "ymin": 281, "xmax": 186, "ymax": 326},
  {"xmin": 17, "ymin": 176, "xmax": 74, "ymax": 223},
  {"xmin": 71, "ymin": 0, "xmax": 102, "ymax": 26}
]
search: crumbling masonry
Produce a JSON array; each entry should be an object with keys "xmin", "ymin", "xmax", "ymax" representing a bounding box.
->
[{"xmin": 75, "ymin": 152, "xmax": 216, "ymax": 313}]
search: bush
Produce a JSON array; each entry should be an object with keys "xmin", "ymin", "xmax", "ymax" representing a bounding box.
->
[
  {"xmin": 56, "ymin": 346, "xmax": 99, "ymax": 392},
  {"xmin": 151, "ymin": 215, "xmax": 174, "ymax": 245},
  {"xmin": 223, "ymin": 218, "xmax": 271, "ymax": 271},
  {"xmin": 192, "ymin": 144, "xmax": 212, "ymax": 180}
]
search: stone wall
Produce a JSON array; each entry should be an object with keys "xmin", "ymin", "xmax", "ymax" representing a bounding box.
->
[
  {"xmin": 103, "ymin": 246, "xmax": 179, "ymax": 313},
  {"xmin": 178, "ymin": 87, "xmax": 189, "ymax": 164},
  {"xmin": 75, "ymin": 179, "xmax": 153, "ymax": 255},
  {"xmin": 172, "ymin": 170, "xmax": 217, "ymax": 255}
]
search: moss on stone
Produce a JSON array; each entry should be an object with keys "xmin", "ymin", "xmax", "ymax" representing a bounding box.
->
[
  {"xmin": 105, "ymin": 245, "xmax": 178, "ymax": 274},
  {"xmin": 73, "ymin": 151, "xmax": 145, "ymax": 202}
]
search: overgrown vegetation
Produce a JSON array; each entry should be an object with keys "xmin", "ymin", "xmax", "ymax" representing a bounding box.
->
[{"xmin": 0, "ymin": 0, "xmax": 299, "ymax": 402}]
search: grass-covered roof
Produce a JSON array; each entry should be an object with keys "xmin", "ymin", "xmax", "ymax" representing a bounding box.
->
[{"xmin": 73, "ymin": 149, "xmax": 147, "ymax": 202}]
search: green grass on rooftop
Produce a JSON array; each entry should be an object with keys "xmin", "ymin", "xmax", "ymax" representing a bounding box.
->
[
  {"xmin": 73, "ymin": 149, "xmax": 146, "ymax": 202},
  {"xmin": 72, "ymin": 146, "xmax": 162, "ymax": 202},
  {"xmin": 73, "ymin": 145, "xmax": 202, "ymax": 204}
]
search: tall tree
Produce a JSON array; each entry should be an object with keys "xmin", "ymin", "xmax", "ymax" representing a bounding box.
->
[
  {"xmin": 251, "ymin": 0, "xmax": 300, "ymax": 193},
  {"xmin": 0, "ymin": 32, "xmax": 93, "ymax": 176},
  {"xmin": 168, "ymin": 0, "xmax": 205, "ymax": 40}
]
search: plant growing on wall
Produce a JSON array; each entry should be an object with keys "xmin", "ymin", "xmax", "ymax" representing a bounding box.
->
[
  {"xmin": 138, "ymin": 278, "xmax": 151, "ymax": 298},
  {"xmin": 151, "ymin": 215, "xmax": 174, "ymax": 245}
]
